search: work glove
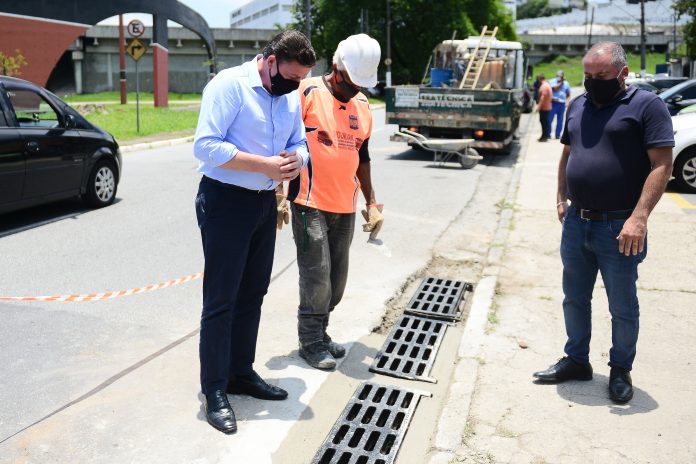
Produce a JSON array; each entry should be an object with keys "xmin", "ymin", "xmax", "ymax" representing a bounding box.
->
[
  {"xmin": 361, "ymin": 204, "xmax": 384, "ymax": 240},
  {"xmin": 276, "ymin": 193, "xmax": 290, "ymax": 230}
]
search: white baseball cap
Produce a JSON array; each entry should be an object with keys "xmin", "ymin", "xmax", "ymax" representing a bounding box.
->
[{"xmin": 333, "ymin": 34, "xmax": 381, "ymax": 88}]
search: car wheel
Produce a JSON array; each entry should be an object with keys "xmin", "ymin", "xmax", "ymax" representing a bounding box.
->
[
  {"xmin": 674, "ymin": 148, "xmax": 696, "ymax": 194},
  {"xmin": 84, "ymin": 160, "xmax": 118, "ymax": 207}
]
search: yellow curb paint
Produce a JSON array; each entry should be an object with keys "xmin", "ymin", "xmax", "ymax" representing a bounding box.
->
[{"xmin": 667, "ymin": 192, "xmax": 696, "ymax": 209}]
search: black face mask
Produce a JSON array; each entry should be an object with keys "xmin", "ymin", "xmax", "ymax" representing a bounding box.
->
[
  {"xmin": 269, "ymin": 60, "xmax": 299, "ymax": 96},
  {"xmin": 337, "ymin": 71, "xmax": 361, "ymax": 100},
  {"xmin": 584, "ymin": 70, "xmax": 622, "ymax": 105}
]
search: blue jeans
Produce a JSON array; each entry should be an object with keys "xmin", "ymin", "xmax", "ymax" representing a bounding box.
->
[
  {"xmin": 560, "ymin": 207, "xmax": 647, "ymax": 371},
  {"xmin": 550, "ymin": 101, "xmax": 565, "ymax": 138},
  {"xmin": 195, "ymin": 176, "xmax": 277, "ymax": 395},
  {"xmin": 291, "ymin": 203, "xmax": 355, "ymax": 346}
]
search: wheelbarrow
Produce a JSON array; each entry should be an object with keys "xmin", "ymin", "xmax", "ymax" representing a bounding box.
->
[{"xmin": 396, "ymin": 129, "xmax": 482, "ymax": 169}]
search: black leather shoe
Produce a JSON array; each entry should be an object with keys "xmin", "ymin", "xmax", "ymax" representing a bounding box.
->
[
  {"xmin": 205, "ymin": 390, "xmax": 237, "ymax": 434},
  {"xmin": 533, "ymin": 357, "xmax": 593, "ymax": 383},
  {"xmin": 227, "ymin": 371, "xmax": 288, "ymax": 401},
  {"xmin": 609, "ymin": 367, "xmax": 633, "ymax": 404}
]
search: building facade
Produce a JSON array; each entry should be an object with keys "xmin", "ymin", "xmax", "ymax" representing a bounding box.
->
[{"xmin": 229, "ymin": 0, "xmax": 294, "ymax": 29}]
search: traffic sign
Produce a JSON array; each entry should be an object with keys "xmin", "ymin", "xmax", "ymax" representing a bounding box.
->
[
  {"xmin": 127, "ymin": 19, "xmax": 145, "ymax": 38},
  {"xmin": 126, "ymin": 38, "xmax": 147, "ymax": 61}
]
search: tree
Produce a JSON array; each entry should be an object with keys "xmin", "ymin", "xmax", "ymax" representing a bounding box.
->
[
  {"xmin": 292, "ymin": 0, "xmax": 517, "ymax": 84},
  {"xmin": 517, "ymin": 0, "xmax": 571, "ymax": 20},
  {"xmin": 0, "ymin": 49, "xmax": 28, "ymax": 77},
  {"xmin": 674, "ymin": 0, "xmax": 696, "ymax": 59}
]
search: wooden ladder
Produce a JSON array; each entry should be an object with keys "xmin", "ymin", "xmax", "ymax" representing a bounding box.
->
[{"xmin": 458, "ymin": 26, "xmax": 498, "ymax": 90}]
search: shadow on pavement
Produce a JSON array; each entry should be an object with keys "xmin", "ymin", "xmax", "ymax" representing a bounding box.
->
[
  {"xmin": 532, "ymin": 374, "xmax": 659, "ymax": 415},
  {"xmin": 196, "ymin": 376, "xmax": 314, "ymax": 424},
  {"xmin": 0, "ymin": 197, "xmax": 122, "ymax": 238}
]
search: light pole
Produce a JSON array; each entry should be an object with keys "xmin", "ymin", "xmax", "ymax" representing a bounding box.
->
[
  {"xmin": 640, "ymin": 0, "xmax": 646, "ymax": 77},
  {"xmin": 386, "ymin": 0, "xmax": 392, "ymax": 87}
]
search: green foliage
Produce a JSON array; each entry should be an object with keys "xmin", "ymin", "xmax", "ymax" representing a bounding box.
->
[
  {"xmin": 62, "ymin": 91, "xmax": 201, "ymax": 103},
  {"xmin": 517, "ymin": 0, "xmax": 571, "ymax": 20},
  {"xmin": 674, "ymin": 0, "xmax": 696, "ymax": 58},
  {"xmin": 531, "ymin": 52, "xmax": 669, "ymax": 86},
  {"xmin": 82, "ymin": 105, "xmax": 199, "ymax": 141},
  {"xmin": 292, "ymin": 0, "xmax": 517, "ymax": 84},
  {"xmin": 0, "ymin": 49, "xmax": 28, "ymax": 77}
]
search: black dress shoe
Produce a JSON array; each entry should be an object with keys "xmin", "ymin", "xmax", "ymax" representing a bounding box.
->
[
  {"xmin": 227, "ymin": 371, "xmax": 288, "ymax": 401},
  {"xmin": 609, "ymin": 367, "xmax": 633, "ymax": 404},
  {"xmin": 205, "ymin": 390, "xmax": 237, "ymax": 434},
  {"xmin": 533, "ymin": 356, "xmax": 593, "ymax": 383}
]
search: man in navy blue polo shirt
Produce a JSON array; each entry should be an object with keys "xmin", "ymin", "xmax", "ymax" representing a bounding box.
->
[{"xmin": 533, "ymin": 42, "xmax": 673, "ymax": 404}]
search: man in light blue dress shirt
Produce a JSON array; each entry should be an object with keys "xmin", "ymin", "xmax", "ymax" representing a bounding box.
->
[{"xmin": 193, "ymin": 30, "xmax": 315, "ymax": 434}]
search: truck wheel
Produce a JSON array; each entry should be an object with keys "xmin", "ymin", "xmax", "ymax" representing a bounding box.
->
[
  {"xmin": 459, "ymin": 148, "xmax": 480, "ymax": 169},
  {"xmin": 84, "ymin": 159, "xmax": 118, "ymax": 208}
]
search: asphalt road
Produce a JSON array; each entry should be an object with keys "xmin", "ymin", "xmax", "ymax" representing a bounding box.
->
[{"xmin": 0, "ymin": 108, "xmax": 504, "ymax": 461}]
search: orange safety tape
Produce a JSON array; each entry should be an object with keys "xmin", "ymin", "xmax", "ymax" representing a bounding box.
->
[{"xmin": 0, "ymin": 272, "xmax": 203, "ymax": 302}]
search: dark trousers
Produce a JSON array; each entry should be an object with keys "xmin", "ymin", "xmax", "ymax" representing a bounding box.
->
[
  {"xmin": 290, "ymin": 203, "xmax": 355, "ymax": 346},
  {"xmin": 195, "ymin": 176, "xmax": 277, "ymax": 395},
  {"xmin": 539, "ymin": 110, "xmax": 551, "ymax": 140}
]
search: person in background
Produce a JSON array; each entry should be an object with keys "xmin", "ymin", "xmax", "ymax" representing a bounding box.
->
[
  {"xmin": 549, "ymin": 70, "xmax": 572, "ymax": 139},
  {"xmin": 537, "ymin": 74, "xmax": 552, "ymax": 142},
  {"xmin": 283, "ymin": 34, "xmax": 383, "ymax": 370},
  {"xmin": 193, "ymin": 30, "xmax": 316, "ymax": 434}
]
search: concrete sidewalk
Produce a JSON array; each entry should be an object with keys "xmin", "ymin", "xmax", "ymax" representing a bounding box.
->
[{"xmin": 439, "ymin": 113, "xmax": 696, "ymax": 463}]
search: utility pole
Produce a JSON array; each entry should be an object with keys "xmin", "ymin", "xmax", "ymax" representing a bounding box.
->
[
  {"xmin": 386, "ymin": 0, "xmax": 392, "ymax": 87},
  {"xmin": 118, "ymin": 14, "xmax": 127, "ymax": 104},
  {"xmin": 587, "ymin": 4, "xmax": 595, "ymax": 51},
  {"xmin": 304, "ymin": 0, "xmax": 311, "ymax": 38},
  {"xmin": 640, "ymin": 0, "xmax": 646, "ymax": 77}
]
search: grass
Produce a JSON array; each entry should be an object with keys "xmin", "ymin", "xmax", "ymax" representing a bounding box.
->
[
  {"xmin": 63, "ymin": 91, "xmax": 201, "ymax": 103},
  {"xmin": 531, "ymin": 52, "xmax": 669, "ymax": 87},
  {"xmin": 82, "ymin": 105, "xmax": 199, "ymax": 141},
  {"xmin": 462, "ymin": 416, "xmax": 477, "ymax": 443}
]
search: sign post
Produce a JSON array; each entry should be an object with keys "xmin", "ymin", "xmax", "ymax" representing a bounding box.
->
[{"xmin": 126, "ymin": 20, "xmax": 146, "ymax": 133}]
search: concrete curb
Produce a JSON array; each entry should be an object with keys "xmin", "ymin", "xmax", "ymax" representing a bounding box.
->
[
  {"xmin": 428, "ymin": 116, "xmax": 534, "ymax": 463},
  {"xmin": 119, "ymin": 135, "xmax": 195, "ymax": 153}
]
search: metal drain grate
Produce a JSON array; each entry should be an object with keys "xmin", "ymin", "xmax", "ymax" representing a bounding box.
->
[
  {"xmin": 405, "ymin": 276, "xmax": 472, "ymax": 321},
  {"xmin": 312, "ymin": 381, "xmax": 431, "ymax": 464},
  {"xmin": 369, "ymin": 314, "xmax": 450, "ymax": 383}
]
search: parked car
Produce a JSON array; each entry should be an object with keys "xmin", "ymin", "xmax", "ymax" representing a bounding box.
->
[
  {"xmin": 0, "ymin": 76, "xmax": 121, "ymax": 215},
  {"xmin": 646, "ymin": 76, "xmax": 689, "ymax": 91},
  {"xmin": 659, "ymin": 79, "xmax": 696, "ymax": 115},
  {"xmin": 628, "ymin": 81, "xmax": 660, "ymax": 94},
  {"xmin": 671, "ymin": 112, "xmax": 696, "ymax": 193}
]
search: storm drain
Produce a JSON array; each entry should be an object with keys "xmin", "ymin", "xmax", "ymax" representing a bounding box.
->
[
  {"xmin": 369, "ymin": 314, "xmax": 450, "ymax": 383},
  {"xmin": 312, "ymin": 381, "xmax": 431, "ymax": 464},
  {"xmin": 405, "ymin": 276, "xmax": 473, "ymax": 321}
]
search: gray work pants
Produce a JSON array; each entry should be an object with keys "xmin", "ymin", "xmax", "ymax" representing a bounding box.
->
[{"xmin": 291, "ymin": 203, "xmax": 355, "ymax": 346}]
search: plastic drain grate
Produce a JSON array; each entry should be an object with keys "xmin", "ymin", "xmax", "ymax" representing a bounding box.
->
[
  {"xmin": 369, "ymin": 314, "xmax": 450, "ymax": 383},
  {"xmin": 312, "ymin": 381, "xmax": 431, "ymax": 464},
  {"xmin": 404, "ymin": 276, "xmax": 473, "ymax": 321}
]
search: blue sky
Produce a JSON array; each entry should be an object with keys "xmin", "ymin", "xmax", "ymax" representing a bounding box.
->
[{"xmin": 98, "ymin": 0, "xmax": 251, "ymax": 28}]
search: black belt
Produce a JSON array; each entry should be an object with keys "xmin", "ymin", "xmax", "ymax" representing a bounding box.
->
[
  {"xmin": 572, "ymin": 208, "xmax": 633, "ymax": 221},
  {"xmin": 202, "ymin": 176, "xmax": 274, "ymax": 195}
]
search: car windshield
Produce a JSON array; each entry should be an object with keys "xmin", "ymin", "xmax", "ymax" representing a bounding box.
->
[{"xmin": 659, "ymin": 80, "xmax": 694, "ymax": 101}]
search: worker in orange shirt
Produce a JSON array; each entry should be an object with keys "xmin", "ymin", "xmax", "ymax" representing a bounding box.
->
[
  {"xmin": 537, "ymin": 74, "xmax": 553, "ymax": 142},
  {"xmin": 277, "ymin": 34, "xmax": 383, "ymax": 369}
]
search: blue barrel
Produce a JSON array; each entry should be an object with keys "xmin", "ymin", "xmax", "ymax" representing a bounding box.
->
[{"xmin": 430, "ymin": 68, "xmax": 454, "ymax": 87}]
